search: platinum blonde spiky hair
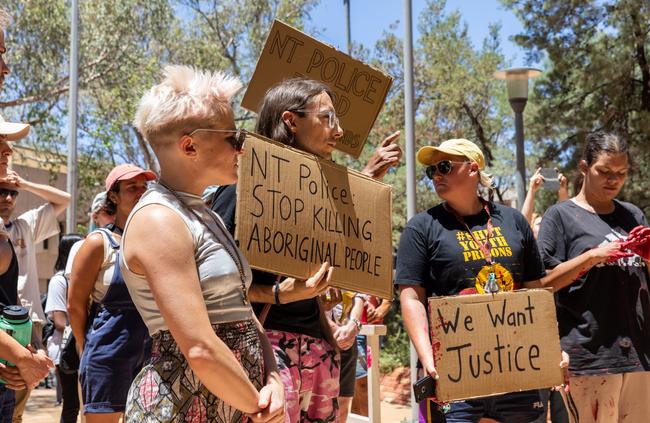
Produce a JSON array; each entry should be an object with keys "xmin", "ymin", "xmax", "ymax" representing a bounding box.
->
[
  {"xmin": 134, "ymin": 65, "xmax": 242, "ymax": 147},
  {"xmin": 0, "ymin": 9, "xmax": 11, "ymax": 31}
]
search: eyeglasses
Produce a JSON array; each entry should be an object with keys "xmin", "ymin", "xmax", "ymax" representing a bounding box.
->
[
  {"xmin": 187, "ymin": 128, "xmax": 247, "ymax": 152},
  {"xmin": 425, "ymin": 160, "xmax": 469, "ymax": 179},
  {"xmin": 0, "ymin": 188, "xmax": 19, "ymax": 198},
  {"xmin": 290, "ymin": 109, "xmax": 340, "ymax": 129}
]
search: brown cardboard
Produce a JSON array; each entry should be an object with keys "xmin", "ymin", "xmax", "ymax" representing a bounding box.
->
[
  {"xmin": 428, "ymin": 289, "xmax": 563, "ymax": 401},
  {"xmin": 241, "ymin": 20, "xmax": 393, "ymax": 158},
  {"xmin": 234, "ymin": 132, "xmax": 393, "ymax": 299}
]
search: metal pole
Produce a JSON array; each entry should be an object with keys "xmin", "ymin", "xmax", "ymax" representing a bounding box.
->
[
  {"xmin": 66, "ymin": 0, "xmax": 79, "ymax": 232},
  {"xmin": 344, "ymin": 0, "xmax": 351, "ymax": 54},
  {"xmin": 510, "ymin": 99, "xmax": 527, "ymax": 209},
  {"xmin": 403, "ymin": 0, "xmax": 418, "ymax": 421}
]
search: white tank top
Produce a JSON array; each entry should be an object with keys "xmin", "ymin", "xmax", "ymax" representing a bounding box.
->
[{"xmin": 120, "ymin": 183, "xmax": 253, "ymax": 336}]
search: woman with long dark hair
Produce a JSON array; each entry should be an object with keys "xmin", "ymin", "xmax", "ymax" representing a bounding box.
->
[
  {"xmin": 212, "ymin": 77, "xmax": 401, "ymax": 422},
  {"xmin": 537, "ymin": 131, "xmax": 650, "ymax": 422},
  {"xmin": 45, "ymin": 233, "xmax": 83, "ymax": 423}
]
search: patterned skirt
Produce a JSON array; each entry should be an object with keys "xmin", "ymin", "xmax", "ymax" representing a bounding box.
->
[{"xmin": 125, "ymin": 319, "xmax": 264, "ymax": 422}]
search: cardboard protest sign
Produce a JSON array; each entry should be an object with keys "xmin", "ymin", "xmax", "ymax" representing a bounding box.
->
[
  {"xmin": 428, "ymin": 289, "xmax": 563, "ymax": 402},
  {"xmin": 241, "ymin": 20, "xmax": 392, "ymax": 158},
  {"xmin": 234, "ymin": 133, "xmax": 393, "ymax": 299}
]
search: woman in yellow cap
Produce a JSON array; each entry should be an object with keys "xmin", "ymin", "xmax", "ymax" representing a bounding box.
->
[{"xmin": 395, "ymin": 138, "xmax": 582, "ymax": 422}]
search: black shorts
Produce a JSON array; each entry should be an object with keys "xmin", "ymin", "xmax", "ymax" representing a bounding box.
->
[{"xmin": 339, "ymin": 345, "xmax": 359, "ymax": 397}]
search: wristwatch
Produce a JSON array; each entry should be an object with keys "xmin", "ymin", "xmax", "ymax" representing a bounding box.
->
[{"xmin": 351, "ymin": 318, "xmax": 362, "ymax": 332}]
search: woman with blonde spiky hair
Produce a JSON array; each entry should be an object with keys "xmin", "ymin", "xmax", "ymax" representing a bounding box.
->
[{"xmin": 121, "ymin": 65, "xmax": 284, "ymax": 422}]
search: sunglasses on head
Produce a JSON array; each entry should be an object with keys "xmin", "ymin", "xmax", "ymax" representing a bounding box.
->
[
  {"xmin": 0, "ymin": 188, "xmax": 19, "ymax": 198},
  {"xmin": 187, "ymin": 128, "xmax": 247, "ymax": 152},
  {"xmin": 425, "ymin": 160, "xmax": 469, "ymax": 179}
]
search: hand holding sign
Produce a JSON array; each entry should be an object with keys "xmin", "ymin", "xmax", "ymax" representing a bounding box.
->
[
  {"xmin": 362, "ymin": 131, "xmax": 402, "ymax": 180},
  {"xmin": 278, "ymin": 262, "xmax": 333, "ymax": 304}
]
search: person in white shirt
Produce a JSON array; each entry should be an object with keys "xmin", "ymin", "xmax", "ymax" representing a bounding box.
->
[
  {"xmin": 45, "ymin": 233, "xmax": 83, "ymax": 423},
  {"xmin": 0, "ymin": 169, "xmax": 70, "ymax": 421}
]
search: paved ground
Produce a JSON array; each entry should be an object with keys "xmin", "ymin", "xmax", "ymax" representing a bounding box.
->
[{"xmin": 24, "ymin": 387, "xmax": 413, "ymax": 422}]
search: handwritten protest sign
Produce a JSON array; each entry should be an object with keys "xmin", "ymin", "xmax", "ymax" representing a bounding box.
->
[
  {"xmin": 234, "ymin": 133, "xmax": 393, "ymax": 298},
  {"xmin": 241, "ymin": 20, "xmax": 392, "ymax": 158},
  {"xmin": 429, "ymin": 290, "xmax": 563, "ymax": 401}
]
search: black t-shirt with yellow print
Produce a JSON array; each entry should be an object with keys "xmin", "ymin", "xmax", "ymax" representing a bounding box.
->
[{"xmin": 394, "ymin": 201, "xmax": 545, "ymax": 297}]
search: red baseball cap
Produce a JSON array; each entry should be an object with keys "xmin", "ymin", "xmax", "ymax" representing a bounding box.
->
[{"xmin": 105, "ymin": 164, "xmax": 157, "ymax": 191}]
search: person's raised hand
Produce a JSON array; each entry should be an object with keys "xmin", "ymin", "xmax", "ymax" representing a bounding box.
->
[
  {"xmin": 361, "ymin": 131, "xmax": 402, "ymax": 180},
  {"xmin": 0, "ymin": 170, "xmax": 21, "ymax": 188},
  {"xmin": 557, "ymin": 170, "xmax": 569, "ymax": 201},
  {"xmin": 529, "ymin": 168, "xmax": 544, "ymax": 193}
]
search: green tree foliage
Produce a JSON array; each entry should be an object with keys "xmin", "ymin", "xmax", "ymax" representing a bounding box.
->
[
  {"xmin": 337, "ymin": 0, "xmax": 512, "ymax": 245},
  {"xmin": 0, "ymin": 0, "xmax": 316, "ymax": 227},
  {"xmin": 502, "ymin": 0, "xmax": 650, "ymax": 214}
]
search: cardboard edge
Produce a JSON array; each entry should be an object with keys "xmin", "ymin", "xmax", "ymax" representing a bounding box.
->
[{"xmin": 427, "ymin": 288, "xmax": 554, "ymax": 306}]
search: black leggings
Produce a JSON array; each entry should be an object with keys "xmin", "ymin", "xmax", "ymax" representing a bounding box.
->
[{"xmin": 56, "ymin": 366, "xmax": 80, "ymax": 423}]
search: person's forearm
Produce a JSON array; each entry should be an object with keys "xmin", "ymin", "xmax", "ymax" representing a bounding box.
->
[
  {"xmin": 30, "ymin": 325, "xmax": 44, "ymax": 351},
  {"xmin": 539, "ymin": 251, "xmax": 599, "ymax": 292},
  {"xmin": 185, "ymin": 340, "xmax": 261, "ymax": 413},
  {"xmin": 400, "ymin": 295, "xmax": 434, "ymax": 369},
  {"xmin": 68, "ymin": 303, "xmax": 87, "ymax": 351},
  {"xmin": 0, "ymin": 331, "xmax": 30, "ymax": 364},
  {"xmin": 375, "ymin": 300, "xmax": 392, "ymax": 319},
  {"xmin": 21, "ymin": 180, "xmax": 71, "ymax": 213},
  {"xmin": 52, "ymin": 311, "xmax": 67, "ymax": 332},
  {"xmin": 248, "ymin": 278, "xmax": 302, "ymax": 304},
  {"xmin": 248, "ymin": 282, "xmax": 275, "ymax": 304},
  {"xmin": 350, "ymin": 297, "xmax": 364, "ymax": 321},
  {"xmin": 521, "ymin": 189, "xmax": 537, "ymax": 225}
]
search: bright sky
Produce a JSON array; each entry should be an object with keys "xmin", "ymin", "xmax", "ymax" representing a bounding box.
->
[{"xmin": 308, "ymin": 0, "xmax": 527, "ymax": 63}]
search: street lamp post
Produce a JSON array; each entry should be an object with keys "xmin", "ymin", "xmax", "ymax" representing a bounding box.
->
[{"xmin": 494, "ymin": 68, "xmax": 541, "ymax": 209}]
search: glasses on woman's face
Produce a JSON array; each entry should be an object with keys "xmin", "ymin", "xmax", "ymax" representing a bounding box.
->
[
  {"xmin": 188, "ymin": 128, "xmax": 247, "ymax": 152},
  {"xmin": 291, "ymin": 108, "xmax": 340, "ymax": 129},
  {"xmin": 425, "ymin": 160, "xmax": 469, "ymax": 179}
]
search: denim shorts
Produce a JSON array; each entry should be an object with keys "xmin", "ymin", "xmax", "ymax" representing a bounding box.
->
[
  {"xmin": 0, "ymin": 385, "xmax": 15, "ymax": 422},
  {"xmin": 420, "ymin": 390, "xmax": 544, "ymax": 423}
]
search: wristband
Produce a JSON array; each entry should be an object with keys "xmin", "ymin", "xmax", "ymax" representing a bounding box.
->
[
  {"xmin": 273, "ymin": 281, "xmax": 281, "ymax": 305},
  {"xmin": 351, "ymin": 318, "xmax": 362, "ymax": 331}
]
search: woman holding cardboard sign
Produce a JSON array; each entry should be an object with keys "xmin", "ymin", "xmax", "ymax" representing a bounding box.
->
[
  {"xmin": 537, "ymin": 132, "xmax": 650, "ymax": 423},
  {"xmin": 212, "ymin": 77, "xmax": 401, "ymax": 423},
  {"xmin": 121, "ymin": 65, "xmax": 285, "ymax": 423},
  {"xmin": 396, "ymin": 138, "xmax": 578, "ymax": 422}
]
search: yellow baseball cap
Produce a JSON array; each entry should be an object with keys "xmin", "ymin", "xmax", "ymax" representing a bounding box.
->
[{"xmin": 417, "ymin": 138, "xmax": 485, "ymax": 169}]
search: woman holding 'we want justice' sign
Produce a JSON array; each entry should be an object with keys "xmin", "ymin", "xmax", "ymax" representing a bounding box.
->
[{"xmin": 395, "ymin": 138, "xmax": 591, "ymax": 423}]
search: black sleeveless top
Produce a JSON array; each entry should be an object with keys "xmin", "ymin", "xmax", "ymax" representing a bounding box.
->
[{"xmin": 0, "ymin": 239, "xmax": 19, "ymax": 307}]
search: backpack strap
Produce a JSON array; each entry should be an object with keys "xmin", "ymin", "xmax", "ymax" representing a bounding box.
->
[{"xmin": 95, "ymin": 228, "xmax": 120, "ymax": 250}]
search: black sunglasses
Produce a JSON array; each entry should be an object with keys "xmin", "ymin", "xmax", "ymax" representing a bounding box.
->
[
  {"xmin": 0, "ymin": 188, "xmax": 19, "ymax": 198},
  {"xmin": 188, "ymin": 128, "xmax": 247, "ymax": 152},
  {"xmin": 425, "ymin": 160, "xmax": 469, "ymax": 179}
]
